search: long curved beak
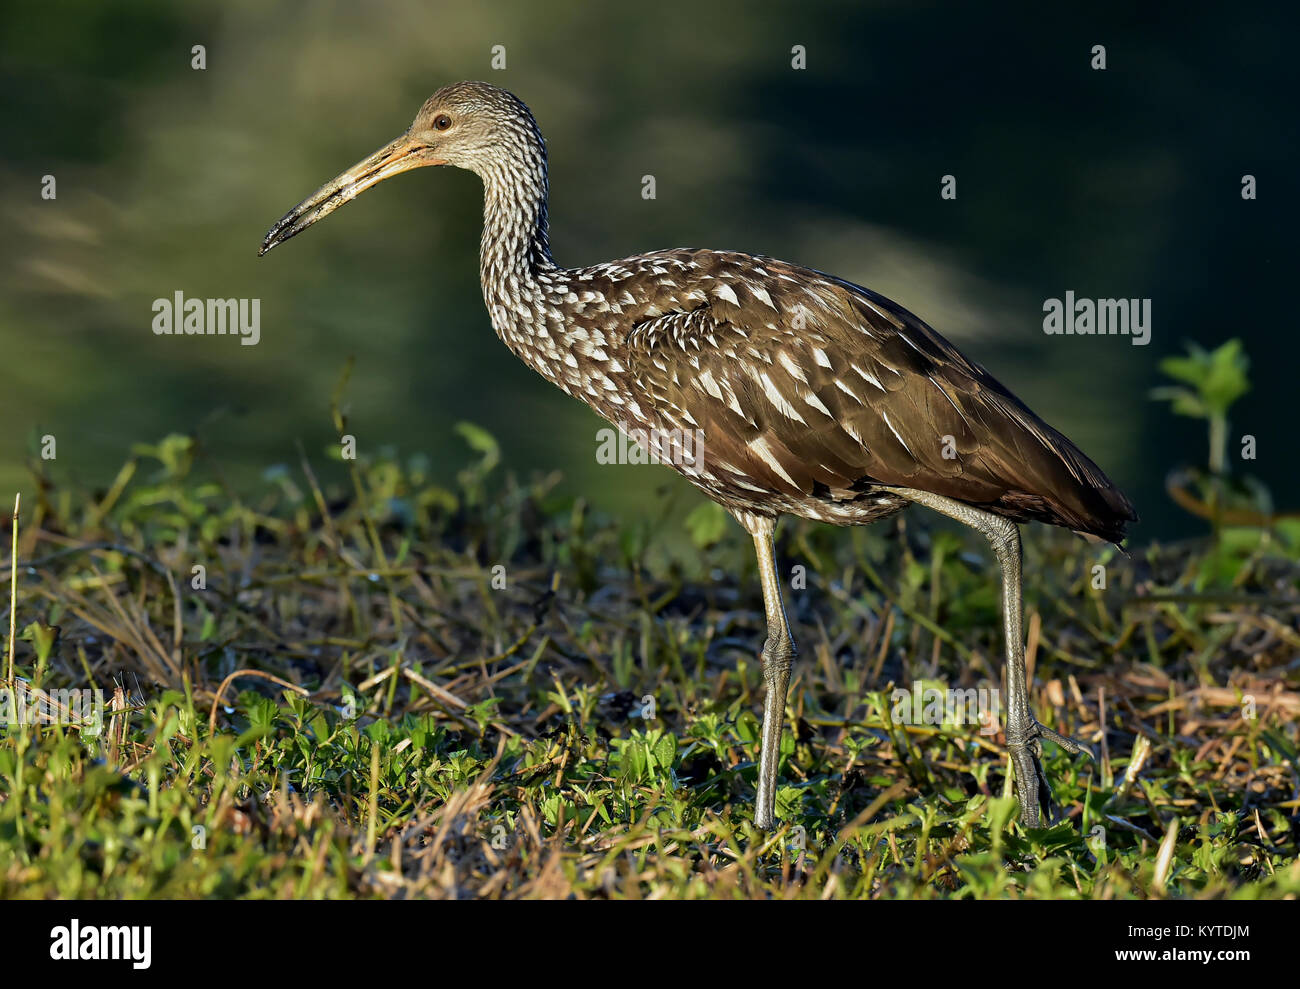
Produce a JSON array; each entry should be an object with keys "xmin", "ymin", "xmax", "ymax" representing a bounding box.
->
[{"xmin": 259, "ymin": 132, "xmax": 445, "ymax": 256}]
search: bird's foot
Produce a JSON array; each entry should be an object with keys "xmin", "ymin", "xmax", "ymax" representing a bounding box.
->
[{"xmin": 1006, "ymin": 718, "xmax": 1093, "ymax": 828}]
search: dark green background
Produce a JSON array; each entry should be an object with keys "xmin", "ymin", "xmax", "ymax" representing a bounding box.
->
[{"xmin": 2, "ymin": 1, "xmax": 1293, "ymax": 540}]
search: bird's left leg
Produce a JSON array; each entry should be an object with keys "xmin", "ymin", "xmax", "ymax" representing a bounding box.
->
[
  {"xmin": 733, "ymin": 510, "xmax": 796, "ymax": 831},
  {"xmin": 889, "ymin": 488, "xmax": 1092, "ymax": 827}
]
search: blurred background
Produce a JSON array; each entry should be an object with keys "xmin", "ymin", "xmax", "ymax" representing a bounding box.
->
[{"xmin": 1, "ymin": 0, "xmax": 1294, "ymax": 542}]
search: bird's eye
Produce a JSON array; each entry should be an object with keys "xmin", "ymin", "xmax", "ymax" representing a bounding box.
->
[{"xmin": 434, "ymin": 114, "xmax": 453, "ymax": 131}]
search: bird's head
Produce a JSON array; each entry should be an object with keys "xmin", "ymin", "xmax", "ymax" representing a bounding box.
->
[{"xmin": 259, "ymin": 80, "xmax": 542, "ymax": 256}]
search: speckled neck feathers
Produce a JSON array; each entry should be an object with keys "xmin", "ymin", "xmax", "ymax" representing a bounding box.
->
[{"xmin": 476, "ymin": 118, "xmax": 562, "ymax": 363}]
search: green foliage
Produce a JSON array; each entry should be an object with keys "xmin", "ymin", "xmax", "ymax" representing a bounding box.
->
[
  {"xmin": 453, "ymin": 420, "xmax": 501, "ymax": 505},
  {"xmin": 1148, "ymin": 339, "xmax": 1292, "ymax": 590},
  {"xmin": 684, "ymin": 500, "xmax": 728, "ymax": 549},
  {"xmin": 130, "ymin": 433, "xmax": 198, "ymax": 482},
  {"xmin": 1, "ymin": 424, "xmax": 1296, "ymax": 899},
  {"xmin": 609, "ymin": 728, "xmax": 678, "ymax": 786},
  {"xmin": 1152, "ymin": 339, "xmax": 1250, "ymax": 421},
  {"xmin": 1151, "ymin": 339, "xmax": 1250, "ymax": 476}
]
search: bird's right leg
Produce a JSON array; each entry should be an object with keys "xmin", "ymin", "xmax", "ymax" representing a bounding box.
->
[
  {"xmin": 734, "ymin": 511, "xmax": 796, "ymax": 831},
  {"xmin": 888, "ymin": 488, "xmax": 1092, "ymax": 827}
]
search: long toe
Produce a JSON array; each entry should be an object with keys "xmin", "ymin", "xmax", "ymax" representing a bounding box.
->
[{"xmin": 1031, "ymin": 720, "xmax": 1095, "ymax": 760}]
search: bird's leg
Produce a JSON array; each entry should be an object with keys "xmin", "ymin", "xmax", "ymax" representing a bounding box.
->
[
  {"xmin": 889, "ymin": 489, "xmax": 1092, "ymax": 827},
  {"xmin": 983, "ymin": 514, "xmax": 1055, "ymax": 826},
  {"xmin": 736, "ymin": 512, "xmax": 796, "ymax": 831}
]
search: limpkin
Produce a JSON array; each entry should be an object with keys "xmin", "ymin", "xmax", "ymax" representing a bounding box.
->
[{"xmin": 260, "ymin": 81, "xmax": 1136, "ymax": 830}]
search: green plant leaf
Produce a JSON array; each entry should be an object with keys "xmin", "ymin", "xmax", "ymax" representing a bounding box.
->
[
  {"xmin": 685, "ymin": 500, "xmax": 727, "ymax": 549},
  {"xmin": 454, "ymin": 421, "xmax": 501, "ymax": 472}
]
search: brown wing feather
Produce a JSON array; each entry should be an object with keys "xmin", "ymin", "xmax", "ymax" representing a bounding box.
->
[{"xmin": 606, "ymin": 250, "xmax": 1136, "ymax": 541}]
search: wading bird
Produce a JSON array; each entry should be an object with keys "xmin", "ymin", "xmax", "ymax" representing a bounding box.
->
[{"xmin": 260, "ymin": 81, "xmax": 1136, "ymax": 830}]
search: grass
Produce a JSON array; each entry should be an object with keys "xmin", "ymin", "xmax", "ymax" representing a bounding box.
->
[{"xmin": 1, "ymin": 425, "xmax": 1297, "ymax": 900}]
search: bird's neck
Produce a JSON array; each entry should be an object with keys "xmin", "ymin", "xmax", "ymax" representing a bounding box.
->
[
  {"xmin": 483, "ymin": 147, "xmax": 553, "ymax": 270},
  {"xmin": 476, "ymin": 148, "xmax": 588, "ymax": 393},
  {"xmin": 478, "ymin": 147, "xmax": 556, "ymax": 300}
]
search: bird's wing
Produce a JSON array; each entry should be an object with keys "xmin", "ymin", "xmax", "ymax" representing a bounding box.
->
[{"xmin": 618, "ymin": 253, "xmax": 1136, "ymax": 539}]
